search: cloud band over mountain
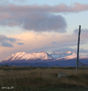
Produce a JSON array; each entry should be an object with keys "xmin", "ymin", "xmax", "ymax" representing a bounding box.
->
[{"xmin": 0, "ymin": 3, "xmax": 88, "ymax": 32}]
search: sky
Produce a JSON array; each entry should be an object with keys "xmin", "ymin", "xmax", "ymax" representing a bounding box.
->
[{"xmin": 0, "ymin": 0, "xmax": 88, "ymax": 60}]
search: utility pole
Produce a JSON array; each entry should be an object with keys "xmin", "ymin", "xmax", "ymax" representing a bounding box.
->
[{"xmin": 76, "ymin": 25, "xmax": 81, "ymax": 72}]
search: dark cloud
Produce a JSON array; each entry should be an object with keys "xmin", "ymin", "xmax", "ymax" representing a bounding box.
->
[
  {"xmin": 0, "ymin": 35, "xmax": 24, "ymax": 47},
  {"xmin": 0, "ymin": 5, "xmax": 67, "ymax": 32},
  {"xmin": 22, "ymin": 13, "xmax": 66, "ymax": 32},
  {"xmin": 0, "ymin": 3, "xmax": 88, "ymax": 32},
  {"xmin": 17, "ymin": 42, "xmax": 24, "ymax": 45},
  {"xmin": 0, "ymin": 35, "xmax": 16, "ymax": 47},
  {"xmin": 1, "ymin": 42, "xmax": 13, "ymax": 47},
  {"xmin": 0, "ymin": 35, "xmax": 16, "ymax": 42}
]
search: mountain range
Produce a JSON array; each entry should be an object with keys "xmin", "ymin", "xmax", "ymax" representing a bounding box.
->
[{"xmin": 0, "ymin": 51, "xmax": 88, "ymax": 67}]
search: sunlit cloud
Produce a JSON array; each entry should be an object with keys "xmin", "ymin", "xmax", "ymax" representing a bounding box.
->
[{"xmin": 0, "ymin": 30, "xmax": 88, "ymax": 60}]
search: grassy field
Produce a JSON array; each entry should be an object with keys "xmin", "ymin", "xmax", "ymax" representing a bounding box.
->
[{"xmin": 0, "ymin": 67, "xmax": 88, "ymax": 91}]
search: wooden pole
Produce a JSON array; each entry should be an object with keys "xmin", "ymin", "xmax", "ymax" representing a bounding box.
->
[{"xmin": 76, "ymin": 25, "xmax": 81, "ymax": 72}]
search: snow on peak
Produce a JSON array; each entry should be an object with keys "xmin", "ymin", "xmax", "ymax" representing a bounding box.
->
[
  {"xmin": 66, "ymin": 51, "xmax": 72, "ymax": 54},
  {"xmin": 7, "ymin": 52, "xmax": 52, "ymax": 61},
  {"xmin": 65, "ymin": 53, "xmax": 77, "ymax": 59}
]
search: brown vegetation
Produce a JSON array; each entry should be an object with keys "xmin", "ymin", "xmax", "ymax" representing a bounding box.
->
[{"xmin": 0, "ymin": 67, "xmax": 88, "ymax": 91}]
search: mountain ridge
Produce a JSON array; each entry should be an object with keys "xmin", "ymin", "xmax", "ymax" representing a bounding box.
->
[{"xmin": 0, "ymin": 51, "xmax": 88, "ymax": 67}]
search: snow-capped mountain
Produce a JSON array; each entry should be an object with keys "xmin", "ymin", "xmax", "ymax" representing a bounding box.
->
[
  {"xmin": 0, "ymin": 51, "xmax": 88, "ymax": 67},
  {"xmin": 64, "ymin": 52, "xmax": 77, "ymax": 60},
  {"xmin": 6, "ymin": 52, "xmax": 52, "ymax": 61},
  {"xmin": 5, "ymin": 51, "xmax": 76, "ymax": 61}
]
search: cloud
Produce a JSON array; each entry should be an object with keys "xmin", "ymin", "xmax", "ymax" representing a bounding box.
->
[
  {"xmin": 74, "ymin": 28, "xmax": 88, "ymax": 42},
  {"xmin": 0, "ymin": 31, "xmax": 88, "ymax": 60},
  {"xmin": 17, "ymin": 42, "xmax": 24, "ymax": 45},
  {"xmin": 1, "ymin": 42, "xmax": 13, "ymax": 47},
  {"xmin": 12, "ymin": 32, "xmax": 78, "ymax": 51},
  {"xmin": 74, "ymin": 28, "xmax": 88, "ymax": 36},
  {"xmin": 10, "ymin": 31, "xmax": 88, "ymax": 54},
  {"xmin": 22, "ymin": 13, "xmax": 66, "ymax": 32},
  {"xmin": 50, "ymin": 3, "xmax": 88, "ymax": 13},
  {"xmin": 0, "ymin": 35, "xmax": 24, "ymax": 47},
  {"xmin": 0, "ymin": 35, "xmax": 16, "ymax": 42},
  {"xmin": 50, "ymin": 28, "xmax": 88, "ymax": 49},
  {"xmin": 0, "ymin": 3, "xmax": 88, "ymax": 12},
  {"xmin": 0, "ymin": 5, "xmax": 67, "ymax": 32},
  {"xmin": 0, "ymin": 3, "xmax": 88, "ymax": 32},
  {"xmin": 51, "ymin": 35, "xmax": 77, "ymax": 48},
  {"xmin": 0, "ymin": 35, "xmax": 16, "ymax": 47}
]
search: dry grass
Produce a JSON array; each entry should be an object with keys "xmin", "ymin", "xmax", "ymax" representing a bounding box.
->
[{"xmin": 0, "ymin": 67, "xmax": 88, "ymax": 91}]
